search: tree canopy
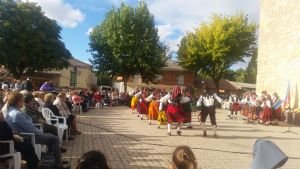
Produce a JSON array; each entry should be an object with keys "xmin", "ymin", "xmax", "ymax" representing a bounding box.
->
[
  {"xmin": 245, "ymin": 47, "xmax": 257, "ymax": 83},
  {"xmin": 89, "ymin": 2, "xmax": 167, "ymax": 92},
  {"xmin": 178, "ymin": 13, "xmax": 257, "ymax": 89},
  {"xmin": 0, "ymin": 0, "xmax": 72, "ymax": 79}
]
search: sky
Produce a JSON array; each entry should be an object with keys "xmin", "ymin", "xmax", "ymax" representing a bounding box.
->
[{"xmin": 21, "ymin": 0, "xmax": 260, "ymax": 70}]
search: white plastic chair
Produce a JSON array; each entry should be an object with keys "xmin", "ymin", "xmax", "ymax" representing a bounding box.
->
[
  {"xmin": 41, "ymin": 108, "xmax": 69, "ymax": 145},
  {"xmin": 0, "ymin": 140, "xmax": 21, "ymax": 169},
  {"xmin": 19, "ymin": 133, "xmax": 42, "ymax": 160}
]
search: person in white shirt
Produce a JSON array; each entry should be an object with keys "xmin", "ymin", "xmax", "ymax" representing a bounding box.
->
[{"xmin": 197, "ymin": 87, "xmax": 223, "ymax": 138}]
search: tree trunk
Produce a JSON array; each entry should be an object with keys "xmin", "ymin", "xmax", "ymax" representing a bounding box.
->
[
  {"xmin": 213, "ymin": 78, "xmax": 220, "ymax": 94},
  {"xmin": 123, "ymin": 76, "xmax": 128, "ymax": 94}
]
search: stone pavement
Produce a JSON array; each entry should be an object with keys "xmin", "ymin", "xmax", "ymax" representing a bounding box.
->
[{"xmin": 63, "ymin": 107, "xmax": 300, "ymax": 169}]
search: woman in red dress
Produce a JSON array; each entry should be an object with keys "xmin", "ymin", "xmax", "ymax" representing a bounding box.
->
[{"xmin": 166, "ymin": 86, "xmax": 184, "ymax": 136}]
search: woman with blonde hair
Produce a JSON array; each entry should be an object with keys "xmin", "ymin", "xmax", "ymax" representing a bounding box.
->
[{"xmin": 172, "ymin": 146, "xmax": 197, "ymax": 169}]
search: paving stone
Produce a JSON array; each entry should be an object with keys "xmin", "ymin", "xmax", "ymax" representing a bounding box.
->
[{"xmin": 63, "ymin": 106, "xmax": 300, "ymax": 169}]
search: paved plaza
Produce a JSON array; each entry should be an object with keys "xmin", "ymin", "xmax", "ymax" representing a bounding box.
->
[{"xmin": 63, "ymin": 107, "xmax": 300, "ymax": 169}]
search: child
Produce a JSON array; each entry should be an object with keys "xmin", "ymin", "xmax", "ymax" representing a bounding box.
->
[{"xmin": 172, "ymin": 146, "xmax": 197, "ymax": 169}]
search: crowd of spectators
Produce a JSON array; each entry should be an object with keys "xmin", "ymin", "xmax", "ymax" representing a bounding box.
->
[{"xmin": 0, "ymin": 78, "xmax": 126, "ymax": 169}]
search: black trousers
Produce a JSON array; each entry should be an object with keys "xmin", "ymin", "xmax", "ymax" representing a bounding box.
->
[
  {"xmin": 15, "ymin": 141, "xmax": 39, "ymax": 169},
  {"xmin": 201, "ymin": 107, "xmax": 217, "ymax": 125}
]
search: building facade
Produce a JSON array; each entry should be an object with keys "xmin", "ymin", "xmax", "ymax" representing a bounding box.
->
[
  {"xmin": 257, "ymin": 0, "xmax": 300, "ymax": 99},
  {"xmin": 28, "ymin": 59, "xmax": 97, "ymax": 90},
  {"xmin": 115, "ymin": 60, "xmax": 195, "ymax": 92}
]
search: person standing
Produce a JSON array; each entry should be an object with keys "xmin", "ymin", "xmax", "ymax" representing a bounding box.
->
[
  {"xmin": 197, "ymin": 87, "xmax": 223, "ymax": 137},
  {"xmin": 166, "ymin": 86, "xmax": 184, "ymax": 136}
]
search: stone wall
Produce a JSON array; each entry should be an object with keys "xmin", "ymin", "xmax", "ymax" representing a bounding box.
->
[{"xmin": 257, "ymin": 0, "xmax": 300, "ymax": 102}]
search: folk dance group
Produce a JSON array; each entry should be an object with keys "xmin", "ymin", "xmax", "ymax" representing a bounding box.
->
[
  {"xmin": 130, "ymin": 86, "xmax": 223, "ymax": 137},
  {"xmin": 228, "ymin": 91, "xmax": 284, "ymax": 125}
]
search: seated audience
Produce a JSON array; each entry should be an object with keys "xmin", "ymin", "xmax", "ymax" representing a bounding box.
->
[
  {"xmin": 40, "ymin": 81, "xmax": 56, "ymax": 93},
  {"xmin": 75, "ymin": 150, "xmax": 110, "ymax": 169},
  {"xmin": 23, "ymin": 93, "xmax": 58, "ymax": 136},
  {"xmin": 0, "ymin": 111, "xmax": 39, "ymax": 169},
  {"xmin": 54, "ymin": 92, "xmax": 81, "ymax": 135},
  {"xmin": 5, "ymin": 92, "xmax": 68, "ymax": 169},
  {"xmin": 72, "ymin": 92, "xmax": 87, "ymax": 112},
  {"xmin": 172, "ymin": 146, "xmax": 197, "ymax": 169},
  {"xmin": 33, "ymin": 91, "xmax": 45, "ymax": 112}
]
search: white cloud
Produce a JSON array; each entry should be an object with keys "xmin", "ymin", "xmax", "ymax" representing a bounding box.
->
[
  {"xmin": 86, "ymin": 27, "xmax": 93, "ymax": 35},
  {"xmin": 146, "ymin": 0, "xmax": 259, "ymax": 54},
  {"xmin": 21, "ymin": 0, "xmax": 85, "ymax": 28},
  {"xmin": 157, "ymin": 24, "xmax": 174, "ymax": 41}
]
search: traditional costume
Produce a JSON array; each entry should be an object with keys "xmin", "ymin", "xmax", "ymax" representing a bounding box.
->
[
  {"xmin": 229, "ymin": 94, "xmax": 240, "ymax": 119},
  {"xmin": 131, "ymin": 92, "xmax": 141, "ymax": 113},
  {"xmin": 272, "ymin": 93, "xmax": 283, "ymax": 124},
  {"xmin": 180, "ymin": 95, "xmax": 192, "ymax": 128},
  {"xmin": 166, "ymin": 86, "xmax": 184, "ymax": 136},
  {"xmin": 157, "ymin": 93, "xmax": 170, "ymax": 128},
  {"xmin": 138, "ymin": 94, "xmax": 148, "ymax": 120},
  {"xmin": 148, "ymin": 98, "xmax": 159, "ymax": 125},
  {"xmin": 261, "ymin": 95, "xmax": 273, "ymax": 125},
  {"xmin": 197, "ymin": 91, "xmax": 223, "ymax": 137}
]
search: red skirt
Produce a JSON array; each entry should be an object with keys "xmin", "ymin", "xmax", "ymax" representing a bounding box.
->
[
  {"xmin": 273, "ymin": 108, "xmax": 283, "ymax": 121},
  {"xmin": 231, "ymin": 103, "xmax": 240, "ymax": 112},
  {"xmin": 166, "ymin": 104, "xmax": 184, "ymax": 123},
  {"xmin": 262, "ymin": 107, "xmax": 273, "ymax": 122},
  {"xmin": 138, "ymin": 101, "xmax": 148, "ymax": 114}
]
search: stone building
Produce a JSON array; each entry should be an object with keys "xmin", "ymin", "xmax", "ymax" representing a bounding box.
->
[
  {"xmin": 257, "ymin": 0, "xmax": 300, "ymax": 99},
  {"xmin": 27, "ymin": 59, "xmax": 97, "ymax": 90}
]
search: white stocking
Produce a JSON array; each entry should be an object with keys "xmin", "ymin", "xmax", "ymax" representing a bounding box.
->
[{"xmin": 167, "ymin": 124, "xmax": 171, "ymax": 133}]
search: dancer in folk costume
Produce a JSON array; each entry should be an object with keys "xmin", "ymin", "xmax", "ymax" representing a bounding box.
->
[
  {"xmin": 229, "ymin": 93, "xmax": 240, "ymax": 119},
  {"xmin": 272, "ymin": 93, "xmax": 283, "ymax": 125},
  {"xmin": 241, "ymin": 93, "xmax": 251, "ymax": 120},
  {"xmin": 166, "ymin": 86, "xmax": 184, "ymax": 136},
  {"xmin": 131, "ymin": 91, "xmax": 141, "ymax": 113},
  {"xmin": 180, "ymin": 89, "xmax": 193, "ymax": 128},
  {"xmin": 158, "ymin": 92, "xmax": 170, "ymax": 128},
  {"xmin": 197, "ymin": 87, "xmax": 223, "ymax": 137},
  {"xmin": 148, "ymin": 96, "xmax": 159, "ymax": 125},
  {"xmin": 260, "ymin": 91, "xmax": 273, "ymax": 125},
  {"xmin": 247, "ymin": 92, "xmax": 258, "ymax": 123},
  {"xmin": 138, "ymin": 89, "xmax": 148, "ymax": 120}
]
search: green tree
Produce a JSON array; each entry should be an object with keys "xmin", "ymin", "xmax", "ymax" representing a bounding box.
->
[
  {"xmin": 234, "ymin": 68, "xmax": 246, "ymax": 82},
  {"xmin": 97, "ymin": 74, "xmax": 113, "ymax": 87},
  {"xmin": 224, "ymin": 69, "xmax": 236, "ymax": 81},
  {"xmin": 89, "ymin": 2, "xmax": 167, "ymax": 93},
  {"xmin": 245, "ymin": 47, "xmax": 257, "ymax": 83},
  {"xmin": 0, "ymin": 0, "xmax": 71, "ymax": 79},
  {"xmin": 178, "ymin": 13, "xmax": 257, "ymax": 90}
]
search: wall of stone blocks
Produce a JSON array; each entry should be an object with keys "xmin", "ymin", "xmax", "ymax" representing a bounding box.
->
[{"xmin": 257, "ymin": 0, "xmax": 300, "ymax": 102}]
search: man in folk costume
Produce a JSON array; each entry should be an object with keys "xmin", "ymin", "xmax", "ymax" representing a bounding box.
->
[
  {"xmin": 158, "ymin": 92, "xmax": 170, "ymax": 128},
  {"xmin": 197, "ymin": 87, "xmax": 223, "ymax": 137},
  {"xmin": 272, "ymin": 93, "xmax": 283, "ymax": 125},
  {"xmin": 180, "ymin": 89, "xmax": 193, "ymax": 128},
  {"xmin": 229, "ymin": 92, "xmax": 240, "ymax": 119},
  {"xmin": 166, "ymin": 86, "xmax": 184, "ymax": 136}
]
